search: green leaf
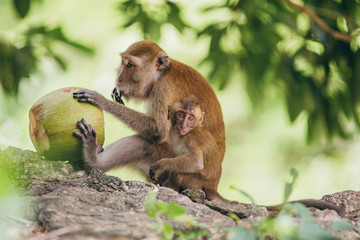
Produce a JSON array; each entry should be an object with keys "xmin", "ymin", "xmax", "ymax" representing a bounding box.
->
[
  {"xmin": 227, "ymin": 226, "xmax": 258, "ymax": 240},
  {"xmin": 337, "ymin": 17, "xmax": 349, "ymax": 33},
  {"xmin": 52, "ymin": 54, "xmax": 67, "ymax": 71},
  {"xmin": 163, "ymin": 202, "xmax": 187, "ymax": 219},
  {"xmin": 155, "ymin": 201, "xmax": 166, "ymax": 212},
  {"xmin": 298, "ymin": 221, "xmax": 336, "ymax": 240},
  {"xmin": 233, "ymin": 188, "xmax": 257, "ymax": 205},
  {"xmin": 284, "ymin": 202, "xmax": 314, "ymax": 221},
  {"xmin": 46, "ymin": 47, "xmax": 67, "ymax": 70},
  {"xmin": 13, "ymin": 0, "xmax": 30, "ymax": 18},
  {"xmin": 331, "ymin": 220, "xmax": 354, "ymax": 232},
  {"xmin": 154, "ymin": 221, "xmax": 175, "ymax": 240},
  {"xmin": 0, "ymin": 41, "xmax": 37, "ymax": 96},
  {"xmin": 167, "ymin": 2, "xmax": 187, "ymax": 33},
  {"xmin": 147, "ymin": 208, "xmax": 157, "ymax": 218},
  {"xmin": 228, "ymin": 212, "xmax": 240, "ymax": 222},
  {"xmin": 283, "ymin": 168, "xmax": 298, "ymax": 203},
  {"xmin": 123, "ymin": 9, "xmax": 142, "ymax": 28},
  {"xmin": 286, "ymin": 80, "xmax": 305, "ymax": 122},
  {"xmin": 283, "ymin": 183, "xmax": 292, "ymax": 203},
  {"xmin": 145, "ymin": 189, "xmax": 157, "ymax": 204},
  {"xmin": 27, "ymin": 26, "xmax": 94, "ymax": 54},
  {"xmin": 175, "ymin": 229, "xmax": 209, "ymax": 240},
  {"xmin": 27, "ymin": 26, "xmax": 47, "ymax": 36},
  {"xmin": 144, "ymin": 190, "xmax": 157, "ymax": 217},
  {"xmin": 162, "ymin": 222, "xmax": 175, "ymax": 240},
  {"xmin": 46, "ymin": 27, "xmax": 94, "ymax": 54},
  {"xmin": 290, "ymin": 168, "xmax": 298, "ymax": 179}
]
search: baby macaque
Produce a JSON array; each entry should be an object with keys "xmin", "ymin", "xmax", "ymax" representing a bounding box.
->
[{"xmin": 149, "ymin": 95, "xmax": 227, "ymax": 203}]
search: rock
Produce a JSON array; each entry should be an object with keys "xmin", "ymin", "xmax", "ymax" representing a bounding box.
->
[
  {"xmin": 2, "ymin": 146, "xmax": 360, "ymax": 240},
  {"xmin": 30, "ymin": 173, "xmax": 235, "ymax": 239}
]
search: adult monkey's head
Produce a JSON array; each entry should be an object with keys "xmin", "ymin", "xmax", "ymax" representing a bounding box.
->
[{"xmin": 116, "ymin": 40, "xmax": 170, "ymax": 99}]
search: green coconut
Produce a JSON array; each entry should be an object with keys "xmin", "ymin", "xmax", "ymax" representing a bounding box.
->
[{"xmin": 29, "ymin": 87, "xmax": 105, "ymax": 162}]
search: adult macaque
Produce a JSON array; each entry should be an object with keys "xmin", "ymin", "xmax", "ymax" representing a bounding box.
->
[
  {"xmin": 73, "ymin": 40, "xmax": 225, "ymax": 176},
  {"xmin": 148, "ymin": 96, "xmax": 345, "ymax": 216},
  {"xmin": 149, "ymin": 95, "xmax": 226, "ymax": 203}
]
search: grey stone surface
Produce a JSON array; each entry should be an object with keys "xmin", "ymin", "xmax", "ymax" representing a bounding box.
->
[{"xmin": 1, "ymin": 146, "xmax": 360, "ymax": 239}]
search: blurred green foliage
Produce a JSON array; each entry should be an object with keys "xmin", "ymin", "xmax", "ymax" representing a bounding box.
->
[
  {"xmin": 227, "ymin": 202, "xmax": 352, "ymax": 240},
  {"xmin": 0, "ymin": 151, "xmax": 16, "ymax": 195},
  {"xmin": 0, "ymin": 0, "xmax": 93, "ymax": 96},
  {"xmin": 0, "ymin": 150, "xmax": 25, "ymax": 240},
  {"xmin": 118, "ymin": 0, "xmax": 187, "ymax": 41},
  {"xmin": 145, "ymin": 190, "xmax": 208, "ymax": 239},
  {"xmin": 117, "ymin": 0, "xmax": 360, "ymax": 142},
  {"xmin": 1, "ymin": 0, "xmax": 360, "ymax": 142},
  {"xmin": 227, "ymin": 168, "xmax": 357, "ymax": 240},
  {"xmin": 145, "ymin": 170, "xmax": 356, "ymax": 240}
]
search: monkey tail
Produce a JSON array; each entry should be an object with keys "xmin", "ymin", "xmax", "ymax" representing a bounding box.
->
[
  {"xmin": 204, "ymin": 189, "xmax": 345, "ymax": 217},
  {"xmin": 265, "ymin": 199, "xmax": 345, "ymax": 217},
  {"xmin": 203, "ymin": 188, "xmax": 345, "ymax": 217}
]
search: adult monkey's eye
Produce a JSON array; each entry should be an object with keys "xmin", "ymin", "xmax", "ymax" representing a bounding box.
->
[{"xmin": 126, "ymin": 61, "xmax": 134, "ymax": 68}]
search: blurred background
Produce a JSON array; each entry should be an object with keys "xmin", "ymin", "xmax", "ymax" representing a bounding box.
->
[{"xmin": 1, "ymin": 0, "xmax": 360, "ymax": 205}]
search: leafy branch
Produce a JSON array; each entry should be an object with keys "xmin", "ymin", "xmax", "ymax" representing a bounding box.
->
[
  {"xmin": 0, "ymin": 26, "xmax": 93, "ymax": 96},
  {"xmin": 0, "ymin": 1, "xmax": 94, "ymax": 97},
  {"xmin": 282, "ymin": 0, "xmax": 353, "ymax": 43}
]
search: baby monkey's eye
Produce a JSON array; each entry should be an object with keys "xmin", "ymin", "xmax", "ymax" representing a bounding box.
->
[
  {"xmin": 188, "ymin": 115, "xmax": 195, "ymax": 121},
  {"xmin": 177, "ymin": 112, "xmax": 185, "ymax": 119}
]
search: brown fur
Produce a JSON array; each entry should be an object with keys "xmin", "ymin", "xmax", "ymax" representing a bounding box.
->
[
  {"xmin": 149, "ymin": 96, "xmax": 345, "ymax": 216},
  {"xmin": 73, "ymin": 40, "xmax": 225, "ymax": 176},
  {"xmin": 149, "ymin": 96, "xmax": 224, "ymax": 203},
  {"xmin": 72, "ymin": 41, "xmax": 343, "ymax": 217}
]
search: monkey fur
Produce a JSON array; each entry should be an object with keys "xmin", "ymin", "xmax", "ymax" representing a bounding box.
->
[
  {"xmin": 149, "ymin": 96, "xmax": 224, "ymax": 203},
  {"xmin": 149, "ymin": 96, "xmax": 345, "ymax": 217},
  {"xmin": 73, "ymin": 40, "xmax": 225, "ymax": 176},
  {"xmin": 73, "ymin": 41, "xmax": 343, "ymax": 217}
]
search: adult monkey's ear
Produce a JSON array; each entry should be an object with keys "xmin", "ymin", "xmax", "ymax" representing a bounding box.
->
[{"xmin": 157, "ymin": 51, "xmax": 169, "ymax": 71}]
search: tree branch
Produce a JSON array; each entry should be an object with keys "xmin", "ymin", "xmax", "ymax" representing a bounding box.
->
[{"xmin": 283, "ymin": 0, "xmax": 353, "ymax": 43}]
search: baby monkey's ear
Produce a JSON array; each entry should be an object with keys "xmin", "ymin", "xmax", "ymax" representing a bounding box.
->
[
  {"xmin": 198, "ymin": 112, "xmax": 205, "ymax": 127},
  {"xmin": 167, "ymin": 105, "xmax": 170, "ymax": 120}
]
